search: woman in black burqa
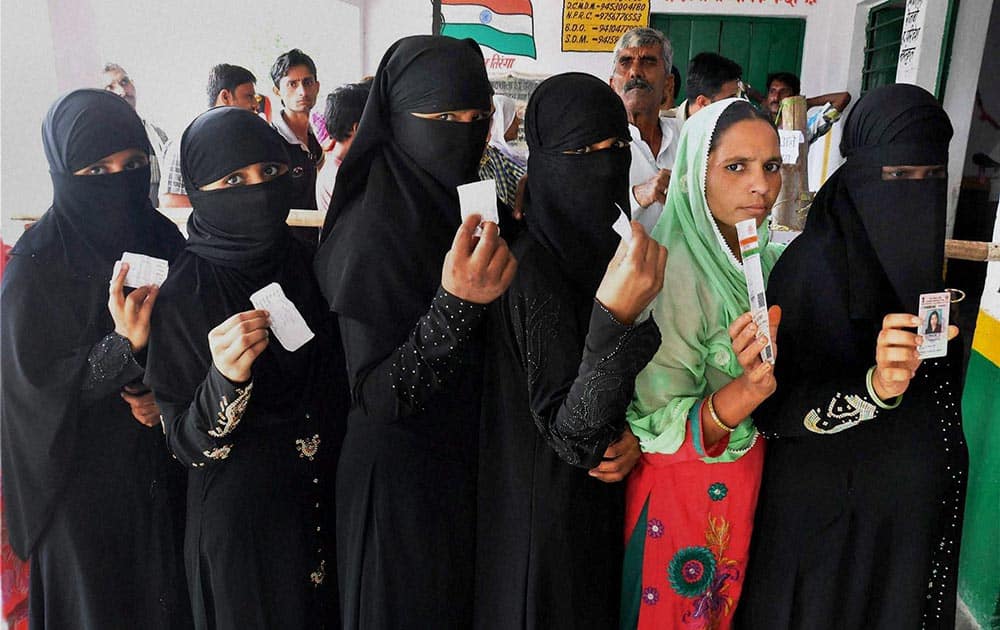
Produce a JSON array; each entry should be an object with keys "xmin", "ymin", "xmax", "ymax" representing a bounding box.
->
[
  {"xmin": 1, "ymin": 89, "xmax": 189, "ymax": 629},
  {"xmin": 474, "ymin": 73, "xmax": 666, "ymax": 629},
  {"xmin": 313, "ymin": 35, "xmax": 516, "ymax": 629},
  {"xmin": 145, "ymin": 107, "xmax": 347, "ymax": 629},
  {"xmin": 736, "ymin": 84, "xmax": 968, "ymax": 629}
]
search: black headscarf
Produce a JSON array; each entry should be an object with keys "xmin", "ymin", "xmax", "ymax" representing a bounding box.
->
[
  {"xmin": 523, "ymin": 73, "xmax": 631, "ymax": 294},
  {"xmin": 146, "ymin": 106, "xmax": 326, "ymax": 421},
  {"xmin": 13, "ymin": 88, "xmax": 179, "ymax": 272},
  {"xmin": 1, "ymin": 89, "xmax": 184, "ymax": 556},
  {"xmin": 832, "ymin": 83, "xmax": 953, "ymax": 317},
  {"xmin": 182, "ymin": 106, "xmax": 293, "ymax": 276},
  {"xmin": 313, "ymin": 35, "xmax": 493, "ymax": 331}
]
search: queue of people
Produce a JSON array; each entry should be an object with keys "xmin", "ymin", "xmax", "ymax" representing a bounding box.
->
[{"xmin": 1, "ymin": 27, "xmax": 967, "ymax": 630}]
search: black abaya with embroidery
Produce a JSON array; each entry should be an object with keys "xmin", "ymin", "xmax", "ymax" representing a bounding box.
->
[
  {"xmin": 145, "ymin": 108, "xmax": 347, "ymax": 629},
  {"xmin": 474, "ymin": 74, "xmax": 660, "ymax": 630},
  {"xmin": 313, "ymin": 36, "xmax": 494, "ymax": 630},
  {"xmin": 0, "ymin": 89, "xmax": 189, "ymax": 629},
  {"xmin": 736, "ymin": 84, "xmax": 968, "ymax": 630}
]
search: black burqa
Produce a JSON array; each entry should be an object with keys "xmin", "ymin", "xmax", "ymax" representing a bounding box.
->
[
  {"xmin": 736, "ymin": 84, "xmax": 968, "ymax": 629},
  {"xmin": 1, "ymin": 89, "xmax": 189, "ymax": 629},
  {"xmin": 144, "ymin": 107, "xmax": 346, "ymax": 629},
  {"xmin": 313, "ymin": 36, "xmax": 493, "ymax": 630},
  {"xmin": 475, "ymin": 73, "xmax": 661, "ymax": 630}
]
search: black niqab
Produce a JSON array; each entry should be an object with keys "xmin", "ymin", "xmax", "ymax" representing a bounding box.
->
[
  {"xmin": 146, "ymin": 106, "xmax": 324, "ymax": 421},
  {"xmin": 182, "ymin": 106, "xmax": 293, "ymax": 275},
  {"xmin": 1, "ymin": 89, "xmax": 184, "ymax": 557},
  {"xmin": 15, "ymin": 88, "xmax": 177, "ymax": 273},
  {"xmin": 523, "ymin": 73, "xmax": 631, "ymax": 294},
  {"xmin": 313, "ymin": 35, "xmax": 493, "ymax": 332},
  {"xmin": 834, "ymin": 83, "xmax": 953, "ymax": 316}
]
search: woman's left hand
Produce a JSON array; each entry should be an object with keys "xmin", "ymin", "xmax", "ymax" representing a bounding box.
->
[
  {"xmin": 588, "ymin": 427, "xmax": 641, "ymax": 483},
  {"xmin": 121, "ymin": 387, "xmax": 161, "ymax": 427}
]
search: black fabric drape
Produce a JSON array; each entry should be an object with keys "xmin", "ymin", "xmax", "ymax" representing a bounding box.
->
[
  {"xmin": 475, "ymin": 73, "xmax": 659, "ymax": 630},
  {"xmin": 1, "ymin": 88, "xmax": 188, "ymax": 628},
  {"xmin": 311, "ymin": 35, "xmax": 495, "ymax": 630},
  {"xmin": 314, "ymin": 34, "xmax": 492, "ymax": 331},
  {"xmin": 145, "ymin": 106, "xmax": 346, "ymax": 628},
  {"xmin": 737, "ymin": 84, "xmax": 968, "ymax": 630},
  {"xmin": 521, "ymin": 72, "xmax": 631, "ymax": 295}
]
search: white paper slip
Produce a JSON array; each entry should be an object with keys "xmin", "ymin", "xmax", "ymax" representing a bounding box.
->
[
  {"xmin": 917, "ymin": 291, "xmax": 950, "ymax": 359},
  {"xmin": 457, "ymin": 179, "xmax": 500, "ymax": 236},
  {"xmin": 736, "ymin": 219, "xmax": 774, "ymax": 363},
  {"xmin": 612, "ymin": 206, "xmax": 632, "ymax": 243},
  {"xmin": 778, "ymin": 129, "xmax": 805, "ymax": 164},
  {"xmin": 115, "ymin": 252, "xmax": 169, "ymax": 288},
  {"xmin": 249, "ymin": 283, "xmax": 315, "ymax": 352}
]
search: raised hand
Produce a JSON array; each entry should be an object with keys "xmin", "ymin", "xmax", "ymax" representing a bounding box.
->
[
  {"xmin": 209, "ymin": 310, "xmax": 270, "ymax": 384},
  {"xmin": 728, "ymin": 305, "xmax": 781, "ymax": 404},
  {"xmin": 108, "ymin": 262, "xmax": 159, "ymax": 352},
  {"xmin": 595, "ymin": 221, "xmax": 667, "ymax": 325},
  {"xmin": 442, "ymin": 214, "xmax": 517, "ymax": 304}
]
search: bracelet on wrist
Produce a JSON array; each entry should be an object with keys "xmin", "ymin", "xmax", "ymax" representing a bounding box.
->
[
  {"xmin": 866, "ymin": 366, "xmax": 903, "ymax": 410},
  {"xmin": 707, "ymin": 393, "xmax": 736, "ymax": 433}
]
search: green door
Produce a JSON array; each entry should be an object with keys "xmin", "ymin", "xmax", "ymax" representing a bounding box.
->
[{"xmin": 649, "ymin": 14, "xmax": 806, "ymax": 103}]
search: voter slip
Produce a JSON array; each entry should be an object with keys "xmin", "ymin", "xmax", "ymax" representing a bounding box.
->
[
  {"xmin": 612, "ymin": 205, "xmax": 632, "ymax": 244},
  {"xmin": 457, "ymin": 179, "xmax": 500, "ymax": 237},
  {"xmin": 250, "ymin": 283, "xmax": 315, "ymax": 352},
  {"xmin": 736, "ymin": 219, "xmax": 774, "ymax": 363},
  {"xmin": 114, "ymin": 252, "xmax": 169, "ymax": 288}
]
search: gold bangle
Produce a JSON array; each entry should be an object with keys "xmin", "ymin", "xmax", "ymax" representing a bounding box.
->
[{"xmin": 707, "ymin": 393, "xmax": 735, "ymax": 433}]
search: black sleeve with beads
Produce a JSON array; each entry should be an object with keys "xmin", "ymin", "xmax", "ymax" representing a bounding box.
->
[
  {"xmin": 338, "ymin": 286, "xmax": 486, "ymax": 423},
  {"xmin": 79, "ymin": 332, "xmax": 145, "ymax": 406}
]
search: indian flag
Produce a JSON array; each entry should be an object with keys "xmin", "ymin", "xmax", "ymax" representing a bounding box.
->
[
  {"xmin": 440, "ymin": 0, "xmax": 537, "ymax": 59},
  {"xmin": 958, "ymin": 200, "xmax": 1000, "ymax": 628}
]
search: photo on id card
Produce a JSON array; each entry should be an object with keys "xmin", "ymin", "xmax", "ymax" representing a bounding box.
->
[{"xmin": 917, "ymin": 292, "xmax": 950, "ymax": 359}]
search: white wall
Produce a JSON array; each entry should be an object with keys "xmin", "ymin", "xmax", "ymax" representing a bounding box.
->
[
  {"xmin": 960, "ymin": 1, "xmax": 1000, "ymax": 200},
  {"xmin": 1, "ymin": 0, "xmax": 363, "ymax": 243},
  {"xmin": 938, "ymin": 0, "xmax": 994, "ymax": 233}
]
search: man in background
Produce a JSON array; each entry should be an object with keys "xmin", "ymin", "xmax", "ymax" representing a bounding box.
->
[
  {"xmin": 609, "ymin": 27, "xmax": 680, "ymax": 232},
  {"xmin": 763, "ymin": 71, "xmax": 851, "ymax": 118},
  {"xmin": 270, "ymin": 49, "xmax": 323, "ymax": 213},
  {"xmin": 101, "ymin": 62, "xmax": 169, "ymax": 206},
  {"xmin": 159, "ymin": 64, "xmax": 258, "ymax": 208},
  {"xmin": 680, "ymin": 52, "xmax": 744, "ymax": 122},
  {"xmin": 315, "ymin": 80, "xmax": 371, "ymax": 212}
]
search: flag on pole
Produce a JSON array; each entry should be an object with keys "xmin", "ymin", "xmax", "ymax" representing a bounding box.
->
[
  {"xmin": 958, "ymin": 200, "xmax": 1000, "ymax": 629},
  {"xmin": 440, "ymin": 0, "xmax": 537, "ymax": 59}
]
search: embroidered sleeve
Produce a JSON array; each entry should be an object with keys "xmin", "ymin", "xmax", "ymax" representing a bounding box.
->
[
  {"xmin": 756, "ymin": 365, "xmax": 890, "ymax": 439},
  {"xmin": 802, "ymin": 389, "xmax": 881, "ymax": 435},
  {"xmin": 80, "ymin": 332, "xmax": 145, "ymax": 405},
  {"xmin": 511, "ymin": 294, "xmax": 661, "ymax": 469},
  {"xmin": 341, "ymin": 286, "xmax": 486, "ymax": 421},
  {"xmin": 157, "ymin": 366, "xmax": 250, "ymax": 467}
]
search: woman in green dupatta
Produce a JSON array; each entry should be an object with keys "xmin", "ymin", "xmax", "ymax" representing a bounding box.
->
[{"xmin": 621, "ymin": 99, "xmax": 783, "ymax": 629}]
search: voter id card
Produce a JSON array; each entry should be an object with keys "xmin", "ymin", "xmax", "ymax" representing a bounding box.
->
[
  {"xmin": 736, "ymin": 219, "xmax": 774, "ymax": 363},
  {"xmin": 917, "ymin": 292, "xmax": 950, "ymax": 359}
]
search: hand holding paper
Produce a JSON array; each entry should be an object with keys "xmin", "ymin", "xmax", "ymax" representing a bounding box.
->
[
  {"xmin": 208, "ymin": 310, "xmax": 271, "ymax": 383},
  {"xmin": 115, "ymin": 252, "xmax": 169, "ymax": 288},
  {"xmin": 250, "ymin": 283, "xmax": 315, "ymax": 352},
  {"xmin": 107, "ymin": 261, "xmax": 159, "ymax": 352},
  {"xmin": 595, "ymin": 220, "xmax": 666, "ymax": 325}
]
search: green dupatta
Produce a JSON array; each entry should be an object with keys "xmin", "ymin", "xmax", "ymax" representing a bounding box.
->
[{"xmin": 627, "ymin": 98, "xmax": 783, "ymax": 460}]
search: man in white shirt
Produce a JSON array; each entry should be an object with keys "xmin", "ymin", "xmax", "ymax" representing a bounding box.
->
[{"xmin": 609, "ymin": 27, "xmax": 680, "ymax": 232}]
